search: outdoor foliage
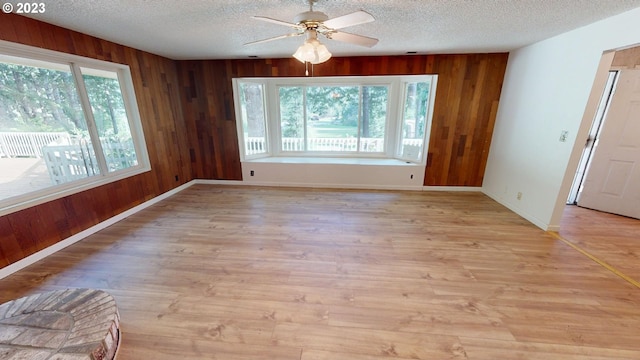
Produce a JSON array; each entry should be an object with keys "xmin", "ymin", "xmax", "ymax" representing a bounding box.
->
[
  {"xmin": 279, "ymin": 86, "xmax": 304, "ymax": 138},
  {"xmin": 278, "ymin": 85, "xmax": 388, "ymax": 139},
  {"xmin": 403, "ymin": 82, "xmax": 430, "ymax": 139},
  {"xmin": 0, "ymin": 61, "xmax": 131, "ymax": 143},
  {"xmin": 239, "ymin": 83, "xmax": 266, "ymax": 138},
  {"xmin": 236, "ymin": 77, "xmax": 433, "ymax": 158},
  {"xmin": 0, "ymin": 62, "xmax": 84, "ymax": 133},
  {"xmin": 0, "ymin": 58, "xmax": 138, "ymax": 172}
]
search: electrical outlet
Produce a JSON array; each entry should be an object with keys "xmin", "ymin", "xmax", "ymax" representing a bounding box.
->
[
  {"xmin": 517, "ymin": 192, "xmax": 522, "ymax": 200},
  {"xmin": 250, "ymin": 170, "xmax": 254, "ymax": 176},
  {"xmin": 410, "ymin": 174, "xmax": 414, "ymax": 179}
]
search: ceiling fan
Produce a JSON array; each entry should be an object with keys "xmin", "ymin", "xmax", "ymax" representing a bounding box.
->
[{"xmin": 244, "ymin": 0, "xmax": 378, "ymax": 64}]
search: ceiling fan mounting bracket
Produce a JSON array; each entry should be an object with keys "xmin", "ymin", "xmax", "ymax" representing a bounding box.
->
[{"xmin": 304, "ymin": 0, "xmax": 320, "ymax": 11}]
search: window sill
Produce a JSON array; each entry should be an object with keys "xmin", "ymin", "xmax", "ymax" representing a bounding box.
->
[
  {"xmin": 0, "ymin": 165, "xmax": 151, "ymax": 217},
  {"xmin": 244, "ymin": 157, "xmax": 422, "ymax": 166}
]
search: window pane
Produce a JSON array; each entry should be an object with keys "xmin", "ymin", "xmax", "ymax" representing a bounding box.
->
[
  {"xmin": 279, "ymin": 86, "xmax": 304, "ymax": 151},
  {"xmin": 399, "ymin": 81, "xmax": 430, "ymax": 161},
  {"xmin": 0, "ymin": 56, "xmax": 97, "ymax": 202},
  {"xmin": 239, "ymin": 82, "xmax": 267, "ymax": 156},
  {"xmin": 81, "ymin": 67, "xmax": 138, "ymax": 172},
  {"xmin": 306, "ymin": 86, "xmax": 359, "ymax": 152},
  {"xmin": 360, "ymin": 85, "xmax": 388, "ymax": 152}
]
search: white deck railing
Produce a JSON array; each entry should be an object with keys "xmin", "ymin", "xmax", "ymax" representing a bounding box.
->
[
  {"xmin": 246, "ymin": 137, "xmax": 423, "ymax": 155},
  {"xmin": 43, "ymin": 139, "xmax": 138, "ymax": 184},
  {"xmin": 0, "ymin": 132, "xmax": 136, "ymax": 185},
  {"xmin": 0, "ymin": 132, "xmax": 71, "ymax": 158}
]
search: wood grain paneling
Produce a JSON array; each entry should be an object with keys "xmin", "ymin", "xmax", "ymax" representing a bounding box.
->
[
  {"xmin": 0, "ymin": 13, "xmax": 507, "ymax": 268},
  {"xmin": 0, "ymin": 14, "xmax": 192, "ymax": 267},
  {"xmin": 178, "ymin": 60, "xmax": 243, "ymax": 180},
  {"xmin": 178, "ymin": 54, "xmax": 508, "ymax": 185}
]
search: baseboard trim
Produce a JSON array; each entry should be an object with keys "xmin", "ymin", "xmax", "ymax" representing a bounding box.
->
[
  {"xmin": 196, "ymin": 180, "xmax": 484, "ymax": 192},
  {"xmin": 482, "ymin": 188, "xmax": 550, "ymax": 231},
  {"xmin": 0, "ymin": 180, "xmax": 196, "ymax": 280},
  {"xmin": 193, "ymin": 179, "xmax": 245, "ymax": 186},
  {"xmin": 422, "ymin": 186, "xmax": 483, "ymax": 192}
]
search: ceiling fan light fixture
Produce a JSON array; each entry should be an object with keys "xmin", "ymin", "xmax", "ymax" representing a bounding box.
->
[
  {"xmin": 293, "ymin": 37, "xmax": 332, "ymax": 64},
  {"xmin": 247, "ymin": 1, "xmax": 377, "ymax": 64}
]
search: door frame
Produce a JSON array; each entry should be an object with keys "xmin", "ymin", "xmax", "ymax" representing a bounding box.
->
[
  {"xmin": 549, "ymin": 50, "xmax": 615, "ymax": 228},
  {"xmin": 566, "ymin": 70, "xmax": 619, "ymax": 204},
  {"xmin": 553, "ymin": 43, "xmax": 640, "ymax": 229}
]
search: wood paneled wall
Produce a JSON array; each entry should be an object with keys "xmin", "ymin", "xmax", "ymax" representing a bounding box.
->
[
  {"xmin": 0, "ymin": 14, "xmax": 192, "ymax": 267},
  {"xmin": 0, "ymin": 14, "xmax": 508, "ymax": 269},
  {"xmin": 177, "ymin": 54, "xmax": 508, "ymax": 186}
]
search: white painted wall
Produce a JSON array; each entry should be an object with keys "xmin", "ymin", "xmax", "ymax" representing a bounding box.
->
[{"xmin": 483, "ymin": 7, "xmax": 640, "ymax": 230}]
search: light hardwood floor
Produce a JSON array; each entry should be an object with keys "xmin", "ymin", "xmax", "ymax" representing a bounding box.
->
[
  {"xmin": 559, "ymin": 205, "xmax": 640, "ymax": 285},
  {"xmin": 1, "ymin": 185, "xmax": 639, "ymax": 359}
]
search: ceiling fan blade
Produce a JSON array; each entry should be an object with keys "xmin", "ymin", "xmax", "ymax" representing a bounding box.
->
[
  {"xmin": 244, "ymin": 33, "xmax": 303, "ymax": 46},
  {"xmin": 322, "ymin": 10, "xmax": 375, "ymax": 30},
  {"xmin": 251, "ymin": 16, "xmax": 304, "ymax": 29},
  {"xmin": 327, "ymin": 31, "xmax": 378, "ymax": 48}
]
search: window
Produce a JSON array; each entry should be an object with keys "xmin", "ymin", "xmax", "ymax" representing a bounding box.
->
[
  {"xmin": 0, "ymin": 41, "xmax": 149, "ymax": 215},
  {"xmin": 398, "ymin": 81, "xmax": 431, "ymax": 162},
  {"xmin": 233, "ymin": 75, "xmax": 436, "ymax": 162},
  {"xmin": 238, "ymin": 82, "xmax": 268, "ymax": 157},
  {"xmin": 278, "ymin": 85, "xmax": 389, "ymax": 153}
]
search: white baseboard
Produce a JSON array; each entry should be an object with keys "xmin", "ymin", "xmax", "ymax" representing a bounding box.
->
[
  {"xmin": 482, "ymin": 188, "xmax": 550, "ymax": 231},
  {"xmin": 193, "ymin": 179, "xmax": 245, "ymax": 186},
  {"xmin": 0, "ymin": 181, "xmax": 196, "ymax": 280},
  {"xmin": 546, "ymin": 224, "xmax": 560, "ymax": 232},
  {"xmin": 422, "ymin": 186, "xmax": 483, "ymax": 192},
  {"xmin": 196, "ymin": 179, "xmax": 484, "ymax": 192}
]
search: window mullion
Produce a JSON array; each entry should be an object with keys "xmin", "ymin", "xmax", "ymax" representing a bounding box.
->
[
  {"xmin": 357, "ymin": 86, "xmax": 363, "ymax": 153},
  {"xmin": 270, "ymin": 84, "xmax": 280, "ymax": 155},
  {"xmin": 385, "ymin": 80, "xmax": 399, "ymax": 158},
  {"xmin": 303, "ymin": 86, "xmax": 308, "ymax": 152},
  {"xmin": 71, "ymin": 63, "xmax": 108, "ymax": 175}
]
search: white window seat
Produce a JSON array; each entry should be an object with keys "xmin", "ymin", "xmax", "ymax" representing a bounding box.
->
[
  {"xmin": 241, "ymin": 157, "xmax": 426, "ymax": 190},
  {"xmin": 245, "ymin": 157, "xmax": 421, "ymax": 166}
]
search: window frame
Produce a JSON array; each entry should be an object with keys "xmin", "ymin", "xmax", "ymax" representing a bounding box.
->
[
  {"xmin": 233, "ymin": 75, "xmax": 437, "ymax": 163},
  {"xmin": 0, "ymin": 40, "xmax": 150, "ymax": 217},
  {"xmin": 233, "ymin": 81, "xmax": 270, "ymax": 160}
]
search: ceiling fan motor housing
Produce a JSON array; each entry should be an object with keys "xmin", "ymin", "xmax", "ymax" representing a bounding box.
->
[{"xmin": 295, "ymin": 11, "xmax": 329, "ymax": 26}]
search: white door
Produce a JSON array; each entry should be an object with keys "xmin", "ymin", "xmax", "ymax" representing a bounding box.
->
[{"xmin": 578, "ymin": 69, "xmax": 640, "ymax": 219}]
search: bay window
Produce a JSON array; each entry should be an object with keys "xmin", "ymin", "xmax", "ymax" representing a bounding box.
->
[{"xmin": 233, "ymin": 75, "xmax": 436, "ymax": 163}]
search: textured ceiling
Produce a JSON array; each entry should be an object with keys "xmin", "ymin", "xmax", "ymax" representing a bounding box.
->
[{"xmin": 11, "ymin": 0, "xmax": 640, "ymax": 60}]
